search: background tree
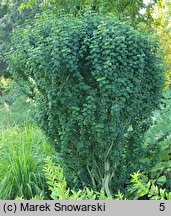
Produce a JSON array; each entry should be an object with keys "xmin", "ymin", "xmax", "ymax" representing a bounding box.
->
[
  {"xmin": 151, "ymin": 0, "xmax": 171, "ymax": 89},
  {"xmin": 0, "ymin": 0, "xmax": 39, "ymax": 77},
  {"xmin": 19, "ymin": 0, "xmax": 163, "ymax": 25}
]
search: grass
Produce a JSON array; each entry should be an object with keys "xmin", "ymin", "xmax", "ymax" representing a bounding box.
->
[
  {"xmin": 0, "ymin": 88, "xmax": 56, "ymax": 199},
  {"xmin": 0, "ymin": 124, "xmax": 56, "ymax": 199}
]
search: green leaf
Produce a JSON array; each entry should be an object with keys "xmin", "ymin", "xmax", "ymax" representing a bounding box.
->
[{"xmin": 157, "ymin": 176, "xmax": 167, "ymax": 186}]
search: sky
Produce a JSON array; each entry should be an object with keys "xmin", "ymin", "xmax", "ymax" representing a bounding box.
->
[
  {"xmin": 140, "ymin": 0, "xmax": 155, "ymax": 15},
  {"xmin": 143, "ymin": 0, "xmax": 153, "ymax": 4}
]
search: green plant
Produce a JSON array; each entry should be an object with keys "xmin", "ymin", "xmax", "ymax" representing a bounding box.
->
[
  {"xmin": 0, "ymin": 125, "xmax": 55, "ymax": 199},
  {"xmin": 15, "ymin": 194, "xmax": 44, "ymax": 200},
  {"xmin": 0, "ymin": 78, "xmax": 35, "ymax": 128},
  {"xmin": 15, "ymin": 160, "xmax": 171, "ymax": 200},
  {"xmin": 127, "ymin": 172, "xmax": 171, "ymax": 200},
  {"xmin": 43, "ymin": 158, "xmax": 171, "ymax": 200},
  {"xmin": 19, "ymin": 0, "xmax": 164, "ymax": 27},
  {"xmin": 43, "ymin": 157, "xmax": 124, "ymax": 200},
  {"xmin": 8, "ymin": 12, "xmax": 164, "ymax": 195},
  {"xmin": 0, "ymin": 95, "xmax": 33, "ymax": 128},
  {"xmin": 0, "ymin": 77, "xmax": 11, "ymax": 96},
  {"xmin": 141, "ymin": 89, "xmax": 171, "ymax": 190}
]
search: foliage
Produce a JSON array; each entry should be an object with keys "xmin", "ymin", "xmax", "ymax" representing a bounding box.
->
[
  {"xmin": 142, "ymin": 89, "xmax": 171, "ymax": 190},
  {"xmin": 0, "ymin": 76, "xmax": 11, "ymax": 96},
  {"xmin": 19, "ymin": 0, "xmax": 163, "ymax": 26},
  {"xmin": 43, "ymin": 157, "xmax": 123, "ymax": 200},
  {"xmin": 0, "ymin": 94, "xmax": 32, "ymax": 128},
  {"xmin": 126, "ymin": 172, "xmax": 171, "ymax": 200},
  {"xmin": 14, "ymin": 156, "xmax": 124, "ymax": 200},
  {"xmin": 8, "ymin": 13, "xmax": 164, "ymax": 195},
  {"xmin": 0, "ymin": 124, "xmax": 55, "ymax": 199},
  {"xmin": 0, "ymin": 0, "xmax": 39, "ymax": 77},
  {"xmin": 151, "ymin": 0, "xmax": 171, "ymax": 89},
  {"xmin": 15, "ymin": 194, "xmax": 44, "ymax": 200},
  {"xmin": 0, "ymin": 76, "xmax": 38, "ymax": 128},
  {"xmin": 18, "ymin": 0, "xmax": 171, "ymax": 88},
  {"xmin": 29, "ymin": 158, "xmax": 171, "ymax": 200}
]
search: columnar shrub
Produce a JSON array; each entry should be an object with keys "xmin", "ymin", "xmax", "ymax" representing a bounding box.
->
[{"xmin": 8, "ymin": 13, "xmax": 164, "ymax": 195}]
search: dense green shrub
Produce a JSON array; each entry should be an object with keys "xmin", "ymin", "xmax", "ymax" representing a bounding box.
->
[{"xmin": 8, "ymin": 13, "xmax": 164, "ymax": 195}]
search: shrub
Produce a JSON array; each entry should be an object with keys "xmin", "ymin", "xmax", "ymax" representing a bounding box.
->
[
  {"xmin": 141, "ymin": 89, "xmax": 171, "ymax": 190},
  {"xmin": 126, "ymin": 172, "xmax": 171, "ymax": 200},
  {"xmin": 8, "ymin": 13, "xmax": 164, "ymax": 195},
  {"xmin": 0, "ymin": 125, "xmax": 55, "ymax": 199}
]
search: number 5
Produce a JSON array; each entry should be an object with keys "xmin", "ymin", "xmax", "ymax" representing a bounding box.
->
[{"xmin": 159, "ymin": 203, "xmax": 165, "ymax": 211}]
